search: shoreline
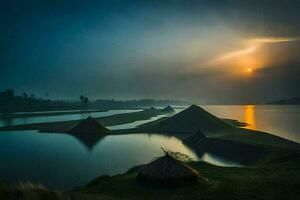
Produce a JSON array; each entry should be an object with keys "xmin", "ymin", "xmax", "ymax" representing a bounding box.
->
[
  {"xmin": 0, "ymin": 109, "xmax": 168, "ymax": 133},
  {"xmin": 0, "ymin": 109, "xmax": 108, "ymax": 119},
  {"xmin": 0, "ymin": 107, "xmax": 299, "ymax": 199}
]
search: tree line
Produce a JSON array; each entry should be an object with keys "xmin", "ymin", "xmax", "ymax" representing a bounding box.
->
[{"xmin": 0, "ymin": 89, "xmax": 186, "ymax": 113}]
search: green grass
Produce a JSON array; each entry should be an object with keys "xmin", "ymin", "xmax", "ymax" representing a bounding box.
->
[
  {"xmin": 0, "ymin": 182, "xmax": 70, "ymax": 200},
  {"xmin": 70, "ymin": 124, "xmax": 300, "ymax": 200},
  {"xmin": 72, "ymin": 148, "xmax": 300, "ymax": 200},
  {"xmin": 1, "ymin": 106, "xmax": 299, "ymax": 199}
]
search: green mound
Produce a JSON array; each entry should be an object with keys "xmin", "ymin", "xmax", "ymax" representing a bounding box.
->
[
  {"xmin": 147, "ymin": 105, "xmax": 232, "ymax": 133},
  {"xmin": 161, "ymin": 105, "xmax": 175, "ymax": 113}
]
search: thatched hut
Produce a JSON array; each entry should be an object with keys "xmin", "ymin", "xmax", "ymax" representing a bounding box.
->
[
  {"xmin": 69, "ymin": 116, "xmax": 108, "ymax": 135},
  {"xmin": 137, "ymin": 150, "xmax": 200, "ymax": 187}
]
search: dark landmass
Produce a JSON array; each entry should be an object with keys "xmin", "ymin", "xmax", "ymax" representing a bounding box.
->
[
  {"xmin": 0, "ymin": 89, "xmax": 187, "ymax": 113},
  {"xmin": 140, "ymin": 105, "xmax": 232, "ymax": 133},
  {"xmin": 0, "ymin": 109, "xmax": 108, "ymax": 119},
  {"xmin": 71, "ymin": 105, "xmax": 300, "ymax": 199},
  {"xmin": 0, "ymin": 105, "xmax": 245, "ymax": 134},
  {"xmin": 0, "ymin": 108, "xmax": 168, "ymax": 133},
  {"xmin": 0, "ymin": 104, "xmax": 300, "ymax": 199},
  {"xmin": 73, "ymin": 150, "xmax": 300, "ymax": 200},
  {"xmin": 68, "ymin": 116, "xmax": 108, "ymax": 135},
  {"xmin": 184, "ymin": 135, "xmax": 268, "ymax": 165},
  {"xmin": 0, "ymin": 182, "xmax": 69, "ymax": 200},
  {"xmin": 221, "ymin": 118, "xmax": 248, "ymax": 127},
  {"xmin": 267, "ymin": 96, "xmax": 300, "ymax": 105}
]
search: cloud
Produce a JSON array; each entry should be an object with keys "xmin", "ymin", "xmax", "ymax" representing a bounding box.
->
[{"xmin": 213, "ymin": 36, "xmax": 299, "ymax": 63}]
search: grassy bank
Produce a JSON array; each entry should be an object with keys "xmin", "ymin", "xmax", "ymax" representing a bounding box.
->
[
  {"xmin": 0, "ymin": 105, "xmax": 299, "ymax": 200},
  {"xmin": 0, "ymin": 182, "xmax": 70, "ymax": 200},
  {"xmin": 72, "ymin": 148, "xmax": 300, "ymax": 200},
  {"xmin": 70, "ymin": 118, "xmax": 300, "ymax": 199},
  {"xmin": 0, "ymin": 109, "xmax": 168, "ymax": 133},
  {"xmin": 0, "ymin": 109, "xmax": 108, "ymax": 119}
]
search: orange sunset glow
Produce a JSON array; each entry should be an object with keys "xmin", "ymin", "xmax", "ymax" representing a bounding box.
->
[{"xmin": 245, "ymin": 105, "xmax": 256, "ymax": 130}]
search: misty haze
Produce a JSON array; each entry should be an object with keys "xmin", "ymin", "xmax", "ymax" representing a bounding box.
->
[{"xmin": 0, "ymin": 1, "xmax": 299, "ymax": 200}]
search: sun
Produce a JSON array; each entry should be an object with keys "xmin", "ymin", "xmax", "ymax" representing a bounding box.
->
[{"xmin": 247, "ymin": 68, "xmax": 253, "ymax": 73}]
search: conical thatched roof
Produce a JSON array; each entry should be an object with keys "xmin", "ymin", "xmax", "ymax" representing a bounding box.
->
[
  {"xmin": 137, "ymin": 151, "xmax": 199, "ymax": 187},
  {"xmin": 161, "ymin": 105, "xmax": 175, "ymax": 113},
  {"xmin": 184, "ymin": 130, "xmax": 207, "ymax": 144},
  {"xmin": 149, "ymin": 105, "xmax": 232, "ymax": 133},
  {"xmin": 69, "ymin": 116, "xmax": 108, "ymax": 135}
]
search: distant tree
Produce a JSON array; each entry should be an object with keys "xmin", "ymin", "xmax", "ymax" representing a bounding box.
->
[
  {"xmin": 80, "ymin": 95, "xmax": 84, "ymax": 102},
  {"xmin": 22, "ymin": 92, "xmax": 28, "ymax": 99},
  {"xmin": 80, "ymin": 95, "xmax": 89, "ymax": 105},
  {"xmin": 30, "ymin": 94, "xmax": 35, "ymax": 99},
  {"xmin": 83, "ymin": 97, "xmax": 89, "ymax": 105},
  {"xmin": 0, "ymin": 89, "xmax": 15, "ymax": 98}
]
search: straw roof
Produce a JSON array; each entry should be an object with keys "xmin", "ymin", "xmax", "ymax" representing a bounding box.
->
[
  {"xmin": 69, "ymin": 116, "xmax": 108, "ymax": 135},
  {"xmin": 137, "ymin": 151, "xmax": 199, "ymax": 187}
]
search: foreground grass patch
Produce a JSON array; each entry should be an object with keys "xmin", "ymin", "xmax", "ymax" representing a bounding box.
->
[{"xmin": 72, "ymin": 149, "xmax": 300, "ymax": 200}]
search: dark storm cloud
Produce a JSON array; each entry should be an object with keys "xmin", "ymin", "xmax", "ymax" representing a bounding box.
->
[{"xmin": 0, "ymin": 0, "xmax": 299, "ymax": 103}]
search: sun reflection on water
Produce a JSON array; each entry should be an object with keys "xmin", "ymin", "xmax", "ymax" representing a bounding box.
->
[{"xmin": 245, "ymin": 105, "xmax": 256, "ymax": 130}]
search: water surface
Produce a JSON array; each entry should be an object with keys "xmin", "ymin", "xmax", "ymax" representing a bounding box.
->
[
  {"xmin": 0, "ymin": 131, "xmax": 239, "ymax": 189},
  {"xmin": 202, "ymin": 105, "xmax": 300, "ymax": 143},
  {"xmin": 0, "ymin": 109, "xmax": 142, "ymax": 127},
  {"xmin": 107, "ymin": 109, "xmax": 183, "ymax": 130}
]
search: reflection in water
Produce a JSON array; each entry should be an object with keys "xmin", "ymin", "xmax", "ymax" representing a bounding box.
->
[
  {"xmin": 184, "ymin": 136, "xmax": 264, "ymax": 166},
  {"xmin": 245, "ymin": 105, "xmax": 256, "ymax": 129},
  {"xmin": 202, "ymin": 105, "xmax": 300, "ymax": 143},
  {"xmin": 0, "ymin": 117, "xmax": 14, "ymax": 126},
  {"xmin": 199, "ymin": 152, "xmax": 243, "ymax": 167},
  {"xmin": 70, "ymin": 133, "xmax": 105, "ymax": 150},
  {"xmin": 0, "ymin": 130, "xmax": 246, "ymax": 189}
]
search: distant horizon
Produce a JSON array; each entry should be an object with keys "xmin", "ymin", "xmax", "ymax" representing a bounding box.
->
[
  {"xmin": 0, "ymin": 89, "xmax": 299, "ymax": 105},
  {"xmin": 1, "ymin": 0, "xmax": 300, "ymax": 104},
  {"xmin": 1, "ymin": 88, "xmax": 299, "ymax": 105}
]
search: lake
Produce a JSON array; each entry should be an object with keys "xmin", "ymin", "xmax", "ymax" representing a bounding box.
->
[
  {"xmin": 0, "ymin": 105, "xmax": 299, "ymax": 189},
  {"xmin": 0, "ymin": 131, "xmax": 240, "ymax": 189},
  {"xmin": 202, "ymin": 105, "xmax": 300, "ymax": 143},
  {"xmin": 0, "ymin": 109, "xmax": 142, "ymax": 127}
]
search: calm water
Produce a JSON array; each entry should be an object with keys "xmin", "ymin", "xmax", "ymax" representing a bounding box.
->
[
  {"xmin": 107, "ymin": 110, "xmax": 183, "ymax": 130},
  {"xmin": 202, "ymin": 105, "xmax": 300, "ymax": 143},
  {"xmin": 107, "ymin": 114, "xmax": 168, "ymax": 130},
  {"xmin": 0, "ymin": 131, "xmax": 239, "ymax": 189},
  {"xmin": 0, "ymin": 105, "xmax": 299, "ymax": 189},
  {"xmin": 0, "ymin": 109, "xmax": 142, "ymax": 127}
]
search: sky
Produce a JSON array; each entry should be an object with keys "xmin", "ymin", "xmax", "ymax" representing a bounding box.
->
[{"xmin": 1, "ymin": 0, "xmax": 300, "ymax": 104}]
